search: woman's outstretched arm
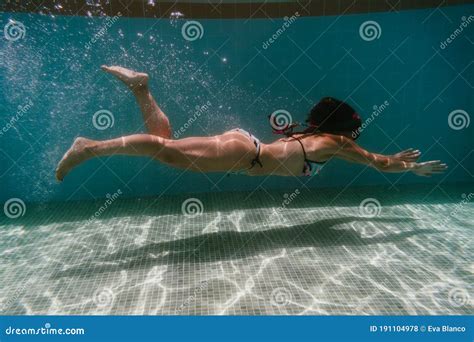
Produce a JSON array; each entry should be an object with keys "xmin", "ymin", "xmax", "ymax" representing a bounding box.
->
[{"xmin": 328, "ymin": 136, "xmax": 447, "ymax": 177}]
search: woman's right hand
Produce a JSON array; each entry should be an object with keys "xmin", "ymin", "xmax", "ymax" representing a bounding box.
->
[
  {"xmin": 392, "ymin": 148, "xmax": 421, "ymax": 162},
  {"xmin": 412, "ymin": 160, "xmax": 448, "ymax": 177}
]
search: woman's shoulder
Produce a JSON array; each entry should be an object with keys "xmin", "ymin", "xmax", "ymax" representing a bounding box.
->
[
  {"xmin": 303, "ymin": 132, "xmax": 352, "ymax": 142},
  {"xmin": 277, "ymin": 132, "xmax": 350, "ymax": 146},
  {"xmin": 291, "ymin": 132, "xmax": 332, "ymax": 141},
  {"xmin": 301, "ymin": 133, "xmax": 354, "ymax": 154}
]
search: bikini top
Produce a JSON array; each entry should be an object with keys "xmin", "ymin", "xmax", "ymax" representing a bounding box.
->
[
  {"xmin": 290, "ymin": 136, "xmax": 326, "ymax": 177},
  {"xmin": 268, "ymin": 118, "xmax": 327, "ymax": 177}
]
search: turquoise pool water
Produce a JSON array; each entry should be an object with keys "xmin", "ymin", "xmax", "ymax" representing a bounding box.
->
[
  {"xmin": 1, "ymin": 3, "xmax": 473, "ymax": 316},
  {"xmin": 1, "ymin": 5, "xmax": 472, "ymax": 202}
]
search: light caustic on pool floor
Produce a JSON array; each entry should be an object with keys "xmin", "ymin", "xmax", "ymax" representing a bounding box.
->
[{"xmin": 0, "ymin": 188, "xmax": 472, "ymax": 315}]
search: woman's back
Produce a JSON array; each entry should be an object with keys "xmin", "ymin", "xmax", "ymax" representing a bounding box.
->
[{"xmin": 252, "ymin": 133, "xmax": 333, "ymax": 176}]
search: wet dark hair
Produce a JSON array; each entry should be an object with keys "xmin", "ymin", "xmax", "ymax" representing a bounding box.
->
[{"xmin": 304, "ymin": 97, "xmax": 362, "ymax": 139}]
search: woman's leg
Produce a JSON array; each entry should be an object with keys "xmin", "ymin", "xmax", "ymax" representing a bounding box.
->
[
  {"xmin": 101, "ymin": 65, "xmax": 172, "ymax": 138},
  {"xmin": 55, "ymin": 132, "xmax": 256, "ymax": 181}
]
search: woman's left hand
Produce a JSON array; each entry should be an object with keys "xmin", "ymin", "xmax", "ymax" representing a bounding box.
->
[{"xmin": 412, "ymin": 160, "xmax": 448, "ymax": 177}]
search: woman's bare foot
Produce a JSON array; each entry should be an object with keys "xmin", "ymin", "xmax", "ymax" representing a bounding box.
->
[
  {"xmin": 55, "ymin": 137, "xmax": 95, "ymax": 182},
  {"xmin": 101, "ymin": 65, "xmax": 149, "ymax": 89}
]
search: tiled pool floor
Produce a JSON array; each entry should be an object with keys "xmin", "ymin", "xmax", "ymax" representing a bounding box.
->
[{"xmin": 1, "ymin": 183, "xmax": 472, "ymax": 315}]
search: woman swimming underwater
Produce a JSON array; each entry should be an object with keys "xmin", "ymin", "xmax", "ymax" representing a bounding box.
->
[{"xmin": 55, "ymin": 66, "xmax": 447, "ymax": 181}]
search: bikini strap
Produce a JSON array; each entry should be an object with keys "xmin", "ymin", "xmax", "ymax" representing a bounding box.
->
[
  {"xmin": 292, "ymin": 136, "xmax": 308, "ymax": 160},
  {"xmin": 250, "ymin": 139, "xmax": 263, "ymax": 168}
]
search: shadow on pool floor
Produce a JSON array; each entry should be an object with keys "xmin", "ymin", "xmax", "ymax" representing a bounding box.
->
[{"xmin": 52, "ymin": 216, "xmax": 438, "ymax": 278}]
